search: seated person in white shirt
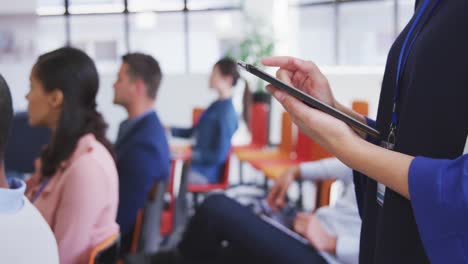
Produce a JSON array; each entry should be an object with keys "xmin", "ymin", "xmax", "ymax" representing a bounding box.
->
[
  {"xmin": 127, "ymin": 157, "xmax": 361, "ymax": 264},
  {"xmin": 0, "ymin": 74, "xmax": 59, "ymax": 264}
]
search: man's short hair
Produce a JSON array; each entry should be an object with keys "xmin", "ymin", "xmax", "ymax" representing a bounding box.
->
[
  {"xmin": 0, "ymin": 74, "xmax": 13, "ymax": 160},
  {"xmin": 122, "ymin": 53, "xmax": 162, "ymax": 99}
]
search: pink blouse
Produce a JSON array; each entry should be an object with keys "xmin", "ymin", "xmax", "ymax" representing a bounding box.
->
[{"xmin": 26, "ymin": 134, "xmax": 119, "ymax": 264}]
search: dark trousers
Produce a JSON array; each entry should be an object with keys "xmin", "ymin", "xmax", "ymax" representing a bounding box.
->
[{"xmin": 178, "ymin": 194, "xmax": 327, "ymax": 264}]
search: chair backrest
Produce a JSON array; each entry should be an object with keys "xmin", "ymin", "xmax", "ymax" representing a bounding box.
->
[
  {"xmin": 138, "ymin": 180, "xmax": 167, "ymax": 253},
  {"xmin": 278, "ymin": 112, "xmax": 294, "ymax": 154},
  {"xmin": 160, "ymin": 160, "xmax": 177, "ymax": 236},
  {"xmin": 5, "ymin": 112, "xmax": 51, "ymax": 173},
  {"xmin": 89, "ymin": 233, "xmax": 120, "ymax": 264},
  {"xmin": 352, "ymin": 100, "xmax": 369, "ymax": 116},
  {"xmin": 249, "ymin": 103, "xmax": 269, "ymax": 147},
  {"xmin": 295, "ymin": 131, "xmax": 314, "ymax": 160},
  {"xmin": 315, "ymin": 180, "xmax": 335, "ymax": 209},
  {"xmin": 192, "ymin": 107, "xmax": 204, "ymax": 125}
]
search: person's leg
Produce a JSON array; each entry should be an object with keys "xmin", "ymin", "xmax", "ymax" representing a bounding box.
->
[
  {"xmin": 120, "ymin": 230, "xmax": 133, "ymax": 257},
  {"xmin": 187, "ymin": 170, "xmax": 209, "ymax": 184},
  {"xmin": 179, "ymin": 194, "xmax": 327, "ymax": 264}
]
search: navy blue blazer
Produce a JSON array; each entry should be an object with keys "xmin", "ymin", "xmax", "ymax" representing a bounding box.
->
[{"xmin": 115, "ymin": 111, "xmax": 170, "ymax": 237}]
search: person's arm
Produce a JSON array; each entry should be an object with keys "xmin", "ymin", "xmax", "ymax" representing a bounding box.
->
[
  {"xmin": 335, "ymin": 100, "xmax": 369, "ymax": 129},
  {"xmin": 263, "ymin": 55, "xmax": 468, "ymax": 262},
  {"xmin": 116, "ymin": 142, "xmax": 169, "ymax": 236},
  {"xmin": 171, "ymin": 126, "xmax": 194, "ymax": 138},
  {"xmin": 335, "ymin": 233, "xmax": 360, "ymax": 264},
  {"xmin": 299, "ymin": 157, "xmax": 353, "ymax": 184},
  {"xmin": 293, "ymin": 213, "xmax": 338, "ymax": 254},
  {"xmin": 330, "ymin": 134, "xmax": 413, "ymax": 199},
  {"xmin": 53, "ymin": 155, "xmax": 117, "ymax": 264},
  {"xmin": 408, "ymin": 155, "xmax": 468, "ymax": 262},
  {"xmin": 262, "ymin": 56, "xmax": 413, "ymax": 198},
  {"xmin": 267, "ymin": 158, "xmax": 352, "ymax": 210},
  {"xmin": 262, "ymin": 56, "xmax": 370, "ymax": 139}
]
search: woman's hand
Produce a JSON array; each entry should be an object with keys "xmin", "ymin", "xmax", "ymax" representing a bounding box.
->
[
  {"xmin": 262, "ymin": 56, "xmax": 414, "ymax": 199},
  {"xmin": 262, "ymin": 56, "xmax": 336, "ymax": 107},
  {"xmin": 261, "ymin": 56, "xmax": 360, "ymax": 153},
  {"xmin": 294, "ymin": 213, "xmax": 337, "ymax": 254}
]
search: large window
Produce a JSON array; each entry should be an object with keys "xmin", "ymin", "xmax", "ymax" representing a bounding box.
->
[
  {"xmin": 128, "ymin": 0, "xmax": 185, "ymax": 12},
  {"xmin": 397, "ymin": 0, "xmax": 415, "ymax": 33},
  {"xmin": 70, "ymin": 14, "xmax": 126, "ymax": 71},
  {"xmin": 129, "ymin": 12, "xmax": 186, "ymax": 74},
  {"xmin": 37, "ymin": 16, "xmax": 67, "ymax": 54},
  {"xmin": 293, "ymin": 5, "xmax": 335, "ymax": 65},
  {"xmin": 187, "ymin": 0, "xmax": 243, "ymax": 10},
  {"xmin": 339, "ymin": 0, "xmax": 394, "ymax": 65},
  {"xmin": 188, "ymin": 10, "xmax": 243, "ymax": 73},
  {"xmin": 37, "ymin": 0, "xmax": 66, "ymax": 15},
  {"xmin": 34, "ymin": 0, "xmax": 413, "ymax": 71},
  {"xmin": 69, "ymin": 0, "xmax": 124, "ymax": 14}
]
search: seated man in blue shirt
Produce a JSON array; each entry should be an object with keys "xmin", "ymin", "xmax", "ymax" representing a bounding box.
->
[
  {"xmin": 113, "ymin": 53, "xmax": 171, "ymax": 254},
  {"xmin": 170, "ymin": 58, "xmax": 239, "ymax": 184},
  {"xmin": 0, "ymin": 74, "xmax": 59, "ymax": 263}
]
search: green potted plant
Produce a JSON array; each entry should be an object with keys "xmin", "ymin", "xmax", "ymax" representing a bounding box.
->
[
  {"xmin": 229, "ymin": 23, "xmax": 275, "ymax": 104},
  {"xmin": 225, "ymin": 18, "xmax": 275, "ymax": 130}
]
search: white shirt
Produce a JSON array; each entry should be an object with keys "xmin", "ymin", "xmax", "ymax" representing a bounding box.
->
[
  {"xmin": 0, "ymin": 178, "xmax": 59, "ymax": 264},
  {"xmin": 300, "ymin": 158, "xmax": 361, "ymax": 264}
]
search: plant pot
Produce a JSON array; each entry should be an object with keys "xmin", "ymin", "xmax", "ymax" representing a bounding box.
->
[{"xmin": 252, "ymin": 92, "xmax": 271, "ymax": 104}]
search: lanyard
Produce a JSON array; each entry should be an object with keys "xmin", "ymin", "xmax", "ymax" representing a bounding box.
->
[
  {"xmin": 32, "ymin": 177, "xmax": 50, "ymax": 203},
  {"xmin": 389, "ymin": 0, "xmax": 441, "ymax": 144}
]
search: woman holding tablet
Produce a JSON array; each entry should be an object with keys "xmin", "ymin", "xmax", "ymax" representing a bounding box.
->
[{"xmin": 263, "ymin": 0, "xmax": 468, "ymax": 263}]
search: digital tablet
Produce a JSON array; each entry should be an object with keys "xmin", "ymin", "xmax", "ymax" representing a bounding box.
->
[
  {"xmin": 259, "ymin": 214, "xmax": 309, "ymax": 245},
  {"xmin": 237, "ymin": 61, "xmax": 381, "ymax": 139}
]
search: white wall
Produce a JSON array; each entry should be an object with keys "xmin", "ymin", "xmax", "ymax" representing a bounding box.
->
[{"xmin": 2, "ymin": 63, "xmax": 383, "ymax": 143}]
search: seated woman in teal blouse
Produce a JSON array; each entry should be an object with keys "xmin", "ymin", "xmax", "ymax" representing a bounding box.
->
[{"xmin": 171, "ymin": 58, "xmax": 240, "ymax": 184}]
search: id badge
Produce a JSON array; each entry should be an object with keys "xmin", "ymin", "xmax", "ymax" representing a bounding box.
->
[{"xmin": 377, "ymin": 140, "xmax": 395, "ymax": 207}]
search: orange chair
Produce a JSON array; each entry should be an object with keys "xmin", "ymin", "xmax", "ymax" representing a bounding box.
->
[
  {"xmin": 232, "ymin": 112, "xmax": 293, "ymax": 187},
  {"xmin": 259, "ymin": 137, "xmax": 332, "ymax": 180},
  {"xmin": 233, "ymin": 103, "xmax": 270, "ymax": 152},
  {"xmin": 315, "ymin": 180, "xmax": 335, "ymax": 208},
  {"xmin": 187, "ymin": 150, "xmax": 232, "ymax": 207},
  {"xmin": 89, "ymin": 233, "xmax": 120, "ymax": 264},
  {"xmin": 257, "ymin": 100, "xmax": 368, "ymax": 179},
  {"xmin": 160, "ymin": 160, "xmax": 178, "ymax": 236},
  {"xmin": 352, "ymin": 100, "xmax": 369, "ymax": 116},
  {"xmin": 247, "ymin": 129, "xmax": 326, "ymax": 172},
  {"xmin": 235, "ymin": 112, "xmax": 294, "ymax": 163}
]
